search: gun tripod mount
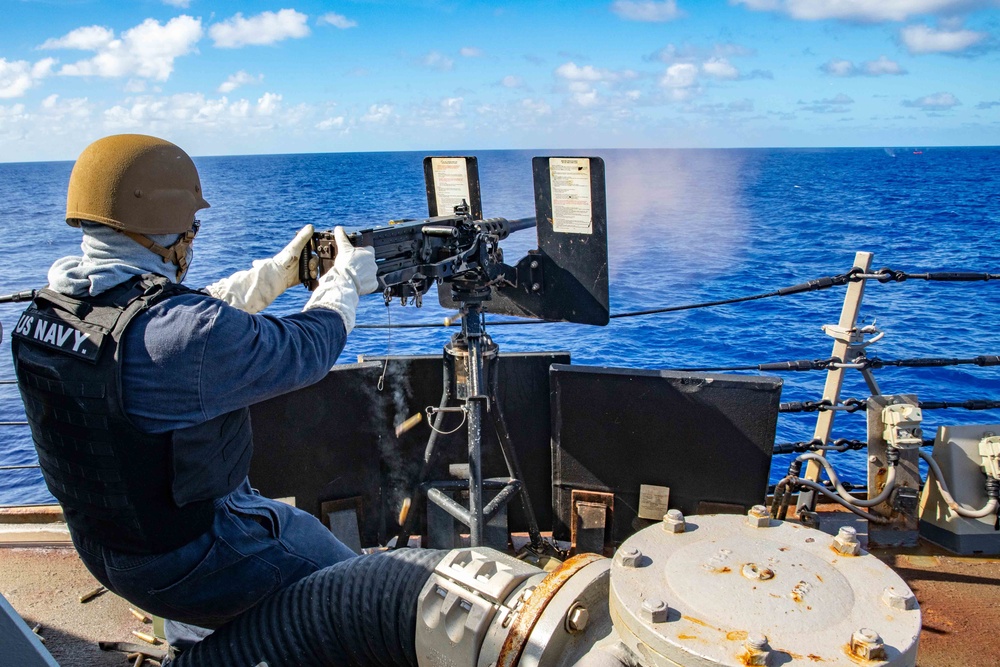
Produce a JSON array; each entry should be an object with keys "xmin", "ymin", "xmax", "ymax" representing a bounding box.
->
[
  {"xmin": 423, "ymin": 287, "xmax": 545, "ymax": 549},
  {"xmin": 317, "ymin": 155, "xmax": 610, "ymax": 550}
]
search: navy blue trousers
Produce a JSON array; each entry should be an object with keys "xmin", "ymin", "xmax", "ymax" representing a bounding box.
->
[{"xmin": 72, "ymin": 479, "xmax": 356, "ymax": 644}]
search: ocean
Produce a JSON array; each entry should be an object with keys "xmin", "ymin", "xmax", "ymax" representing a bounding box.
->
[{"xmin": 2, "ymin": 147, "xmax": 999, "ymax": 506}]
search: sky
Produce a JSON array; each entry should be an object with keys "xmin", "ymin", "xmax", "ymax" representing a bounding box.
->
[{"xmin": 1, "ymin": 0, "xmax": 998, "ymax": 161}]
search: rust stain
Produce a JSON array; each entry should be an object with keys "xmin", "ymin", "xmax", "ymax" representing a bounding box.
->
[
  {"xmin": 677, "ymin": 634, "xmax": 698, "ymax": 640},
  {"xmin": 808, "ymin": 654, "xmax": 825, "ymax": 662},
  {"xmin": 727, "ymin": 630, "xmax": 749, "ymax": 641},
  {"xmin": 497, "ymin": 552, "xmax": 604, "ymax": 667},
  {"xmin": 684, "ymin": 615, "xmax": 712, "ymax": 628},
  {"xmin": 816, "ymin": 574, "xmax": 823, "ymax": 582},
  {"xmin": 841, "ymin": 644, "xmax": 880, "ymax": 664}
]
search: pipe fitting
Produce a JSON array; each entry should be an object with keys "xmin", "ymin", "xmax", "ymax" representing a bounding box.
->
[
  {"xmin": 881, "ymin": 586, "xmax": 917, "ymax": 611},
  {"xmin": 833, "ymin": 526, "xmax": 862, "ymax": 556},
  {"xmin": 639, "ymin": 598, "xmax": 668, "ymax": 623},
  {"xmin": 850, "ymin": 628, "xmax": 887, "ymax": 661},
  {"xmin": 662, "ymin": 509, "xmax": 686, "ymax": 534},
  {"xmin": 565, "ymin": 603, "xmax": 590, "ymax": 634},
  {"xmin": 747, "ymin": 505, "xmax": 771, "ymax": 528},
  {"xmin": 618, "ymin": 547, "xmax": 643, "ymax": 568},
  {"xmin": 743, "ymin": 633, "xmax": 770, "ymax": 666}
]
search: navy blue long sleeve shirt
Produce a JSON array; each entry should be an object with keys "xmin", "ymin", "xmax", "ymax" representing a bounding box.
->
[{"xmin": 120, "ymin": 293, "xmax": 347, "ymax": 434}]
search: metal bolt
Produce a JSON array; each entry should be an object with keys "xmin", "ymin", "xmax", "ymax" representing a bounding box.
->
[
  {"xmin": 747, "ymin": 505, "xmax": 771, "ymax": 528},
  {"xmin": 618, "ymin": 547, "xmax": 642, "ymax": 568},
  {"xmin": 850, "ymin": 628, "xmax": 887, "ymax": 661},
  {"xmin": 869, "ymin": 455, "xmax": 879, "ymax": 463},
  {"xmin": 881, "ymin": 586, "xmax": 917, "ymax": 611},
  {"xmin": 639, "ymin": 598, "xmax": 668, "ymax": 623},
  {"xmin": 743, "ymin": 634, "xmax": 770, "ymax": 666},
  {"xmin": 565, "ymin": 603, "xmax": 590, "ymax": 634},
  {"xmin": 662, "ymin": 509, "xmax": 686, "ymax": 533},
  {"xmin": 531, "ymin": 282, "xmax": 541, "ymax": 292},
  {"xmin": 530, "ymin": 260, "xmax": 539, "ymax": 269},
  {"xmin": 833, "ymin": 526, "xmax": 861, "ymax": 556}
]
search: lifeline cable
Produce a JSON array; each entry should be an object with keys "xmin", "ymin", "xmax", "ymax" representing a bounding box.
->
[
  {"xmin": 353, "ymin": 265, "xmax": 1000, "ymax": 330},
  {"xmin": 779, "ymin": 398, "xmax": 1000, "ymax": 413},
  {"xmin": 659, "ymin": 354, "xmax": 1000, "ymax": 373}
]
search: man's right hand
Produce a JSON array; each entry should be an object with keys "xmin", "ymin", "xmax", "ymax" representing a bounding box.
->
[{"xmin": 303, "ymin": 227, "xmax": 378, "ymax": 333}]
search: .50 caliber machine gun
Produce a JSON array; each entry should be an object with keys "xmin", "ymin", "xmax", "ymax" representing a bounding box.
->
[
  {"xmin": 299, "ymin": 203, "xmax": 536, "ymax": 307},
  {"xmin": 298, "ymin": 156, "xmax": 610, "ymax": 551}
]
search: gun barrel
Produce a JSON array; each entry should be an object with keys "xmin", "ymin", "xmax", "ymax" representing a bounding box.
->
[{"xmin": 506, "ymin": 217, "xmax": 536, "ymax": 234}]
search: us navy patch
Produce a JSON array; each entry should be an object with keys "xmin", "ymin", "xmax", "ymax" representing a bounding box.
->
[{"xmin": 13, "ymin": 310, "xmax": 104, "ymax": 362}]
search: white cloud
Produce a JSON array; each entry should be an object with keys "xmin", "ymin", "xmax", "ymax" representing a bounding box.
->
[
  {"xmin": 361, "ymin": 103, "xmax": 394, "ymax": 123},
  {"xmin": 659, "ymin": 62, "xmax": 698, "ymax": 88},
  {"xmin": 556, "ymin": 62, "xmax": 604, "ymax": 81},
  {"xmin": 460, "ymin": 47, "xmax": 484, "ymax": 57},
  {"xmin": 611, "ymin": 0, "xmax": 684, "ymax": 22},
  {"xmin": 900, "ymin": 24, "xmax": 988, "ymax": 53},
  {"xmin": 902, "ymin": 91, "xmax": 961, "ymax": 108},
  {"xmin": 218, "ymin": 70, "xmax": 263, "ymax": 93},
  {"xmin": 520, "ymin": 98, "xmax": 552, "ymax": 116},
  {"xmin": 822, "ymin": 58, "xmax": 855, "ymax": 76},
  {"xmin": 40, "ymin": 26, "xmax": 115, "ymax": 51},
  {"xmin": 798, "ymin": 92, "xmax": 855, "ymax": 113},
  {"xmin": 210, "ymin": 10, "xmax": 310, "ymax": 48},
  {"xmin": 257, "ymin": 92, "xmax": 282, "ymax": 115},
  {"xmin": 864, "ymin": 55, "xmax": 907, "ymax": 74},
  {"xmin": 702, "ymin": 57, "xmax": 740, "ymax": 79},
  {"xmin": 441, "ymin": 97, "xmax": 463, "ymax": 115},
  {"xmin": 0, "ymin": 58, "xmax": 56, "ymax": 98},
  {"xmin": 822, "ymin": 55, "xmax": 907, "ymax": 75},
  {"xmin": 501, "ymin": 75, "xmax": 524, "ymax": 88},
  {"xmin": 555, "ymin": 62, "xmax": 637, "ymax": 83},
  {"xmin": 317, "ymin": 116, "xmax": 345, "ymax": 130},
  {"xmin": 732, "ymin": 0, "xmax": 998, "ymax": 23},
  {"xmin": 45, "ymin": 17, "xmax": 202, "ymax": 81},
  {"xmin": 420, "ymin": 51, "xmax": 454, "ymax": 71},
  {"xmin": 101, "ymin": 91, "xmax": 299, "ymax": 130},
  {"xmin": 318, "ymin": 13, "xmax": 358, "ymax": 29},
  {"xmin": 163, "ymin": 0, "xmax": 191, "ymax": 8}
]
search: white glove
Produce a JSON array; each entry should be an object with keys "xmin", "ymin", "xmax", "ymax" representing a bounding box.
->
[
  {"xmin": 205, "ymin": 225, "xmax": 314, "ymax": 314},
  {"xmin": 304, "ymin": 227, "xmax": 378, "ymax": 334}
]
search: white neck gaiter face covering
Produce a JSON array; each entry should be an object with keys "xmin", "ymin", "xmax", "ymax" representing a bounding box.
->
[{"xmin": 47, "ymin": 222, "xmax": 193, "ymax": 297}]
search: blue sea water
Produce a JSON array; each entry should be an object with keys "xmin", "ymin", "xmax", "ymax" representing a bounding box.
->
[{"xmin": 1, "ymin": 147, "xmax": 999, "ymax": 506}]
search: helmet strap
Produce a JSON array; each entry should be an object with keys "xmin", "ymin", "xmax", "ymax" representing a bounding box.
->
[{"xmin": 119, "ymin": 221, "xmax": 200, "ymax": 281}]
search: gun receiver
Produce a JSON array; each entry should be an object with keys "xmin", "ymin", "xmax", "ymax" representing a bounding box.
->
[{"xmin": 300, "ymin": 212, "xmax": 536, "ymax": 304}]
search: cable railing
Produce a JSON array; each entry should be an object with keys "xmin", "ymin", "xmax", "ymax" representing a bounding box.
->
[{"xmin": 2, "ymin": 258, "xmax": 999, "ymax": 509}]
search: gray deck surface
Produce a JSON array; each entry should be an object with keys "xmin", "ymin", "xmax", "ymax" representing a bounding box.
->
[{"xmin": 0, "ymin": 520, "xmax": 998, "ymax": 666}]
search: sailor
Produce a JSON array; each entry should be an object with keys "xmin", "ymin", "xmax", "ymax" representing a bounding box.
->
[{"xmin": 10, "ymin": 134, "xmax": 377, "ymax": 651}]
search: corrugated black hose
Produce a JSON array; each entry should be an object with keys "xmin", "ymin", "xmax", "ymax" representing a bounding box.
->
[{"xmin": 173, "ymin": 548, "xmax": 446, "ymax": 667}]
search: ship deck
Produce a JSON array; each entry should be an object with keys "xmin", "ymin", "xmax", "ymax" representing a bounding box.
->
[{"xmin": 0, "ymin": 509, "xmax": 998, "ymax": 666}]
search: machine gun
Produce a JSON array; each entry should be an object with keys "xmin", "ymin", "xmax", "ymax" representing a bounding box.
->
[
  {"xmin": 299, "ymin": 202, "xmax": 536, "ymax": 306},
  {"xmin": 298, "ymin": 155, "xmax": 610, "ymax": 550}
]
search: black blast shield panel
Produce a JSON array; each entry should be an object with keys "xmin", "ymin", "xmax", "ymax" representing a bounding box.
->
[
  {"xmin": 550, "ymin": 365, "xmax": 782, "ymax": 544},
  {"xmin": 440, "ymin": 156, "xmax": 609, "ymax": 325},
  {"xmin": 248, "ymin": 353, "xmax": 567, "ymax": 547}
]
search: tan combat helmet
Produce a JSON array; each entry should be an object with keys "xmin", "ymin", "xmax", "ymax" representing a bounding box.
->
[{"xmin": 66, "ymin": 134, "xmax": 210, "ymax": 280}]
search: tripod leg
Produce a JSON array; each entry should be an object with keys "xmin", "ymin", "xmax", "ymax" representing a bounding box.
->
[
  {"xmin": 393, "ymin": 390, "xmax": 449, "ymax": 549},
  {"xmin": 488, "ymin": 368, "xmax": 544, "ymax": 550}
]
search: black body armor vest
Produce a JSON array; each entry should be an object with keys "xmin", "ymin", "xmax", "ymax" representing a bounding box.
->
[{"xmin": 11, "ymin": 275, "xmax": 253, "ymax": 554}]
